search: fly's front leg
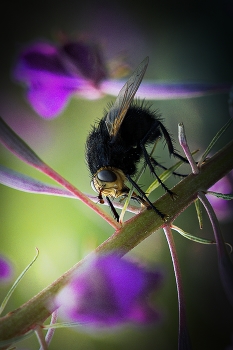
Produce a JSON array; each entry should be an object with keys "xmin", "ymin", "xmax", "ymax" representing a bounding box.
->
[
  {"xmin": 126, "ymin": 175, "xmax": 166, "ymax": 219},
  {"xmin": 106, "ymin": 196, "xmax": 120, "ymax": 222}
]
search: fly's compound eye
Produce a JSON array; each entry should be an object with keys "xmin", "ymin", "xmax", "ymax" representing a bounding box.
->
[
  {"xmin": 92, "ymin": 168, "xmax": 126, "ymax": 199},
  {"xmin": 97, "ymin": 169, "xmax": 117, "ymax": 182}
]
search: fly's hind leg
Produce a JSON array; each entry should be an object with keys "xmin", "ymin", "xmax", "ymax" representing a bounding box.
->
[
  {"xmin": 139, "ymin": 120, "xmax": 190, "ymax": 198},
  {"xmin": 147, "ymin": 136, "xmax": 187, "ymax": 177},
  {"xmin": 157, "ymin": 121, "xmax": 188, "ymax": 164},
  {"xmin": 139, "ymin": 122, "xmax": 175, "ymax": 197},
  {"xmin": 150, "ymin": 157, "xmax": 187, "ymax": 178}
]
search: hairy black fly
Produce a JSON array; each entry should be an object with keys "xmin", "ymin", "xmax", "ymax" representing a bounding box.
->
[{"xmin": 85, "ymin": 57, "xmax": 186, "ymax": 221}]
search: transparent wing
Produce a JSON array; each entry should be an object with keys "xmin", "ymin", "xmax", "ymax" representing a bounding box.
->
[{"xmin": 105, "ymin": 56, "xmax": 149, "ymax": 138}]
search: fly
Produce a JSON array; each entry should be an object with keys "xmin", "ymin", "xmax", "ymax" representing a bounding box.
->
[{"xmin": 85, "ymin": 56, "xmax": 186, "ymax": 222}]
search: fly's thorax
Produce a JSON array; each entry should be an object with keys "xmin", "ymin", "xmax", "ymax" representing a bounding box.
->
[{"xmin": 91, "ymin": 167, "xmax": 129, "ymax": 198}]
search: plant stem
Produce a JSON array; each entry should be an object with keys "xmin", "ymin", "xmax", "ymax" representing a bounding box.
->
[
  {"xmin": 164, "ymin": 226, "xmax": 192, "ymax": 350},
  {"xmin": 198, "ymin": 192, "xmax": 233, "ymax": 307}
]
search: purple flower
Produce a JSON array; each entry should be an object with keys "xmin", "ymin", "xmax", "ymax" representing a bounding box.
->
[
  {"xmin": 13, "ymin": 39, "xmax": 108, "ymax": 118},
  {"xmin": 13, "ymin": 38, "xmax": 231, "ymax": 119},
  {"xmin": 207, "ymin": 170, "xmax": 233, "ymax": 222},
  {"xmin": 54, "ymin": 253, "xmax": 162, "ymax": 328},
  {"xmin": 0, "ymin": 255, "xmax": 13, "ymax": 282}
]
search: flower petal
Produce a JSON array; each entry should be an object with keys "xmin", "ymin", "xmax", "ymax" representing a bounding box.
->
[
  {"xmin": 55, "ymin": 253, "xmax": 162, "ymax": 328},
  {"xmin": 0, "ymin": 256, "xmax": 13, "ymax": 282},
  {"xmin": 13, "ymin": 40, "xmax": 107, "ymax": 118}
]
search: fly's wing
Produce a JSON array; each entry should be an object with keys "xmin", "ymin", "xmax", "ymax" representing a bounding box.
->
[{"xmin": 105, "ymin": 56, "xmax": 149, "ymax": 138}]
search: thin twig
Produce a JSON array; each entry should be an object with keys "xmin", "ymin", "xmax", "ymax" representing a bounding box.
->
[
  {"xmin": 198, "ymin": 191, "xmax": 233, "ymax": 307},
  {"xmin": 178, "ymin": 123, "xmax": 199, "ymax": 174},
  {"xmin": 163, "ymin": 226, "xmax": 192, "ymax": 350},
  {"xmin": 39, "ymin": 310, "xmax": 58, "ymax": 350},
  {"xmin": 35, "ymin": 326, "xmax": 47, "ymax": 350}
]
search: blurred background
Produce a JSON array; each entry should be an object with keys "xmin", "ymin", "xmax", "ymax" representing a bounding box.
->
[{"xmin": 0, "ymin": 0, "xmax": 233, "ymax": 349}]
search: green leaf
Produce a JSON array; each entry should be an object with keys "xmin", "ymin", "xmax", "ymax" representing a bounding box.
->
[
  {"xmin": 206, "ymin": 191, "xmax": 233, "ymax": 200},
  {"xmin": 194, "ymin": 198, "xmax": 203, "ymax": 229},
  {"xmin": 171, "ymin": 225, "xmax": 215, "ymax": 245},
  {"xmin": 0, "ymin": 249, "xmax": 39, "ymax": 316},
  {"xmin": 146, "ymin": 160, "xmax": 184, "ymax": 195},
  {"xmin": 43, "ymin": 321, "xmax": 87, "ymax": 329},
  {"xmin": 200, "ymin": 118, "xmax": 233, "ymax": 163}
]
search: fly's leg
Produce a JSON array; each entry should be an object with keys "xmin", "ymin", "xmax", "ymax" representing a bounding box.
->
[
  {"xmin": 126, "ymin": 175, "xmax": 166, "ymax": 219},
  {"xmin": 149, "ymin": 157, "xmax": 187, "ymax": 178},
  {"xmin": 157, "ymin": 121, "xmax": 188, "ymax": 163},
  {"xmin": 106, "ymin": 196, "xmax": 120, "ymax": 222},
  {"xmin": 140, "ymin": 121, "xmax": 186, "ymax": 198},
  {"xmin": 141, "ymin": 146, "xmax": 175, "ymax": 197}
]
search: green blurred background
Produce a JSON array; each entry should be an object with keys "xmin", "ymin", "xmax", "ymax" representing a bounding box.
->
[{"xmin": 1, "ymin": 0, "xmax": 233, "ymax": 349}]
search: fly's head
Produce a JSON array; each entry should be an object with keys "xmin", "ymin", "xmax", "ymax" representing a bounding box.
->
[{"xmin": 91, "ymin": 167, "xmax": 129, "ymax": 200}]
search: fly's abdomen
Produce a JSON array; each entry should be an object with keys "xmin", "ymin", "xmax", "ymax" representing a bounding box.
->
[{"xmin": 120, "ymin": 103, "xmax": 162, "ymax": 147}]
